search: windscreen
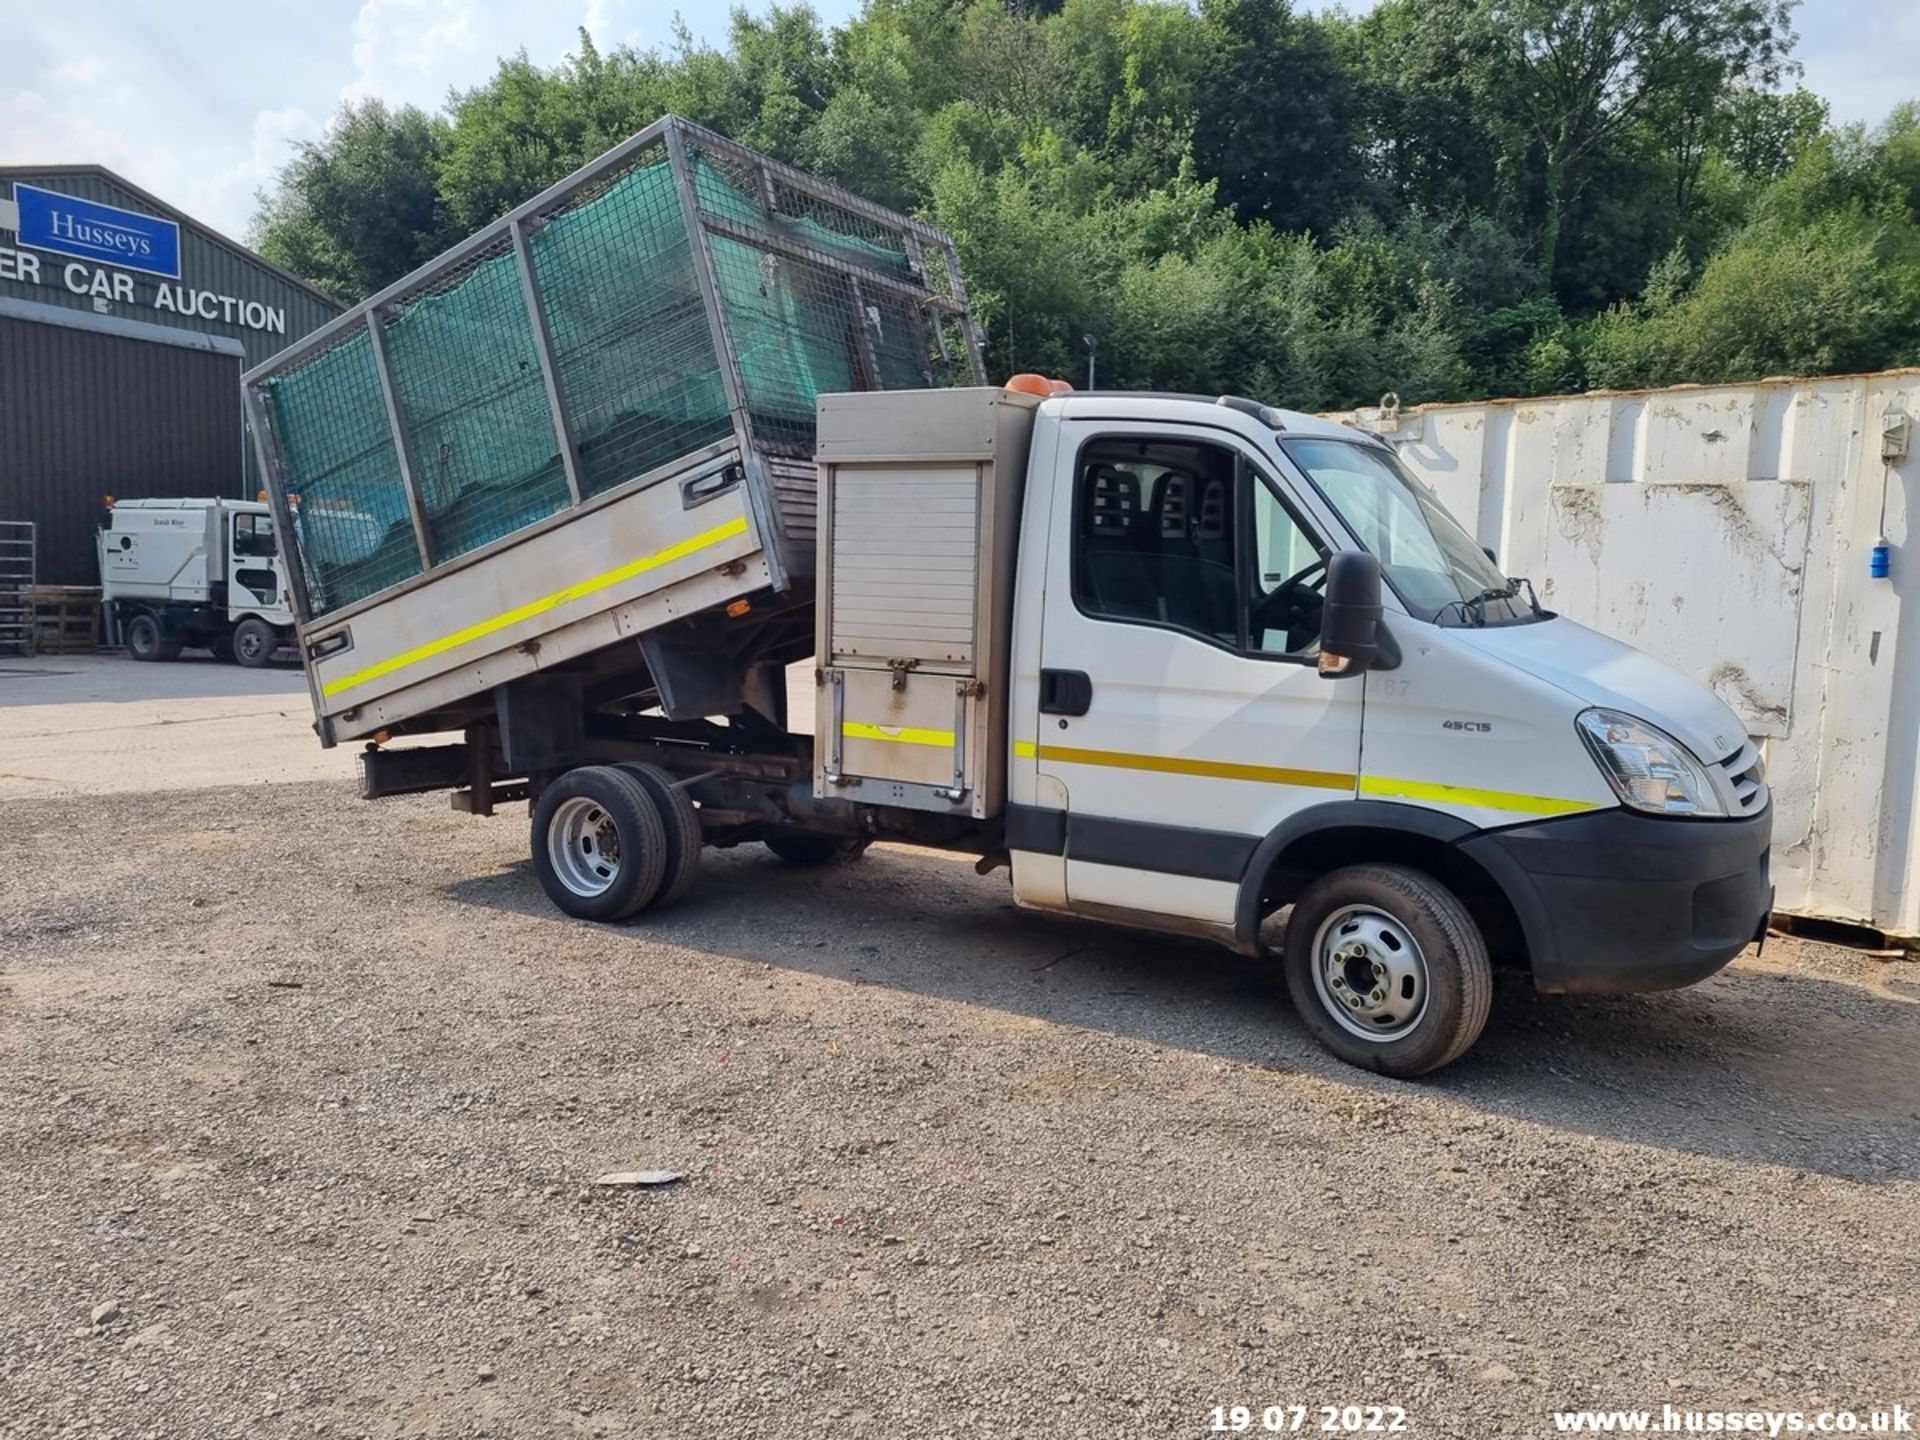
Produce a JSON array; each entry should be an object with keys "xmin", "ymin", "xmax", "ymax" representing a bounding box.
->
[{"xmin": 1283, "ymin": 437, "xmax": 1536, "ymax": 626}]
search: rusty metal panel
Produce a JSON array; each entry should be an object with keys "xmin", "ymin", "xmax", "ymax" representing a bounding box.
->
[{"xmin": 1348, "ymin": 369, "xmax": 1920, "ymax": 938}]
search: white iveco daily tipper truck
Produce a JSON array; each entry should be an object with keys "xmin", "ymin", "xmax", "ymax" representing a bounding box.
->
[{"xmin": 245, "ymin": 117, "xmax": 1772, "ymax": 1075}]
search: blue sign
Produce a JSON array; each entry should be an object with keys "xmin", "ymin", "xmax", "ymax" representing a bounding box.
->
[{"xmin": 12, "ymin": 183, "xmax": 181, "ymax": 279}]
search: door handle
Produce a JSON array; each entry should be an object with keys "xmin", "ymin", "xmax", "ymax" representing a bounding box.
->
[{"xmin": 1039, "ymin": 668, "xmax": 1092, "ymax": 716}]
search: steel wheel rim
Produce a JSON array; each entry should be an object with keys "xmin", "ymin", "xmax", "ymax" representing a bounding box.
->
[
  {"xmin": 1310, "ymin": 904, "xmax": 1430, "ymax": 1042},
  {"xmin": 237, "ymin": 629, "xmax": 265, "ymax": 661},
  {"xmin": 548, "ymin": 796, "xmax": 621, "ymax": 897}
]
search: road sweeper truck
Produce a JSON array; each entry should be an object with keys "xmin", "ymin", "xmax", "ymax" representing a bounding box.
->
[{"xmin": 244, "ymin": 117, "xmax": 1773, "ymax": 1075}]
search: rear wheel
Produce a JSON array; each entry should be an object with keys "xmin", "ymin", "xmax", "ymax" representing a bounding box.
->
[
  {"xmin": 125, "ymin": 614, "xmax": 179, "ymax": 662},
  {"xmin": 616, "ymin": 762, "xmax": 703, "ymax": 909},
  {"xmin": 763, "ymin": 830, "xmax": 868, "ymax": 866},
  {"xmin": 1281, "ymin": 863, "xmax": 1492, "ymax": 1077},
  {"xmin": 232, "ymin": 616, "xmax": 277, "ymax": 669},
  {"xmin": 530, "ymin": 766, "xmax": 669, "ymax": 922}
]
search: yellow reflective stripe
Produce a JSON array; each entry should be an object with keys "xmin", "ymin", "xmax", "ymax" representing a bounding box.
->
[
  {"xmin": 1016, "ymin": 737, "xmax": 1597, "ymax": 816},
  {"xmin": 1034, "ymin": 742, "xmax": 1355, "ymax": 791},
  {"xmin": 321, "ymin": 515, "xmax": 751, "ymax": 698},
  {"xmin": 1359, "ymin": 774, "xmax": 1599, "ymax": 817},
  {"xmin": 842, "ymin": 721, "xmax": 956, "ymax": 748}
]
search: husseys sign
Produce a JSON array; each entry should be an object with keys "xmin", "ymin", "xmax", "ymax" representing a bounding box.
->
[
  {"xmin": 0, "ymin": 182, "xmax": 288, "ymax": 336},
  {"xmin": 15, "ymin": 183, "xmax": 181, "ymax": 277}
]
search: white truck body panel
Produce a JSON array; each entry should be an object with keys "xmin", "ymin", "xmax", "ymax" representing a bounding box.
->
[
  {"xmin": 1026, "ymin": 412, "xmax": 1367, "ymax": 927},
  {"xmin": 307, "ymin": 456, "xmax": 766, "ymax": 741},
  {"xmin": 99, "ymin": 498, "xmax": 228, "ymax": 603}
]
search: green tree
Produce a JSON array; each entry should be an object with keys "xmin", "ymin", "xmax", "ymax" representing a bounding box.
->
[
  {"xmin": 1488, "ymin": 0, "xmax": 1797, "ymax": 285},
  {"xmin": 252, "ymin": 100, "xmax": 452, "ymax": 302},
  {"xmin": 248, "ymin": 0, "xmax": 1916, "ymax": 407},
  {"xmin": 1190, "ymin": 0, "xmax": 1365, "ymax": 235}
]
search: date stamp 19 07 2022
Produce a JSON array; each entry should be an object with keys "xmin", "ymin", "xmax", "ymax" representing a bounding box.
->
[{"xmin": 1210, "ymin": 1405, "xmax": 1410, "ymax": 1434}]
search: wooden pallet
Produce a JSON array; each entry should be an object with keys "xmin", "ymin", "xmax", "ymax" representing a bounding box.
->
[{"xmin": 30, "ymin": 586, "xmax": 102, "ymax": 654}]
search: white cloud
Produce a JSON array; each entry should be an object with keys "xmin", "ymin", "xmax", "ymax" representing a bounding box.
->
[
  {"xmin": 180, "ymin": 106, "xmax": 321, "ymax": 245},
  {"xmin": 0, "ymin": 54, "xmax": 316, "ymax": 243},
  {"xmin": 345, "ymin": 0, "xmax": 480, "ymax": 103},
  {"xmin": 584, "ymin": 0, "xmax": 615, "ymax": 48}
]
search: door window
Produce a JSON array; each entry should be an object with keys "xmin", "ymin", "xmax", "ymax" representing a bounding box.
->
[
  {"xmin": 1070, "ymin": 436, "xmax": 1325, "ymax": 659},
  {"xmin": 233, "ymin": 514, "xmax": 277, "ymax": 558},
  {"xmin": 1249, "ymin": 472, "xmax": 1327, "ymax": 658}
]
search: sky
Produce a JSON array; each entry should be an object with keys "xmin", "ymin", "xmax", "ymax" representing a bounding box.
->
[{"xmin": 0, "ymin": 0, "xmax": 1911, "ymax": 246}]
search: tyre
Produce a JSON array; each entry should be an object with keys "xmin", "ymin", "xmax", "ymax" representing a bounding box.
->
[
  {"xmin": 530, "ymin": 765, "xmax": 669, "ymax": 922},
  {"xmin": 763, "ymin": 830, "xmax": 868, "ymax": 866},
  {"xmin": 616, "ymin": 762, "xmax": 703, "ymax": 909},
  {"xmin": 125, "ymin": 614, "xmax": 180, "ymax": 662},
  {"xmin": 232, "ymin": 616, "xmax": 278, "ymax": 669},
  {"xmin": 1281, "ymin": 863, "xmax": 1492, "ymax": 1078}
]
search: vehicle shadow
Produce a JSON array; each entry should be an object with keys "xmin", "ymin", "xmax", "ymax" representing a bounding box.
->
[
  {"xmin": 444, "ymin": 842, "xmax": 1920, "ymax": 1186},
  {"xmin": 0, "ymin": 651, "xmax": 305, "ymax": 708}
]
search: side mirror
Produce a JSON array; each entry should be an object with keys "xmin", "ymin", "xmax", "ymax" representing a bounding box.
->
[{"xmin": 1318, "ymin": 551, "xmax": 1383, "ymax": 679}]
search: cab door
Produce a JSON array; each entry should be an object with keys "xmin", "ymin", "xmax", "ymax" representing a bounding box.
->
[
  {"xmin": 1032, "ymin": 421, "xmax": 1362, "ymax": 927},
  {"xmin": 228, "ymin": 512, "xmax": 288, "ymax": 618}
]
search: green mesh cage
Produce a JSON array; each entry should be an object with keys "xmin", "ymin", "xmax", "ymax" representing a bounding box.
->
[
  {"xmin": 528, "ymin": 146, "xmax": 733, "ymax": 496},
  {"xmin": 385, "ymin": 233, "xmax": 572, "ymax": 564},
  {"xmin": 262, "ymin": 328, "xmax": 418, "ymax": 615},
  {"xmin": 250, "ymin": 117, "xmax": 982, "ymax": 621}
]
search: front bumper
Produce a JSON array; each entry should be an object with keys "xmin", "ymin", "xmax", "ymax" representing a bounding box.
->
[{"xmin": 1458, "ymin": 802, "xmax": 1772, "ymax": 994}]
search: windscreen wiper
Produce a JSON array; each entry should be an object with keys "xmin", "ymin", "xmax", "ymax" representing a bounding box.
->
[
  {"xmin": 1464, "ymin": 577, "xmax": 1543, "ymax": 625},
  {"xmin": 1436, "ymin": 580, "xmax": 1520, "ymax": 628}
]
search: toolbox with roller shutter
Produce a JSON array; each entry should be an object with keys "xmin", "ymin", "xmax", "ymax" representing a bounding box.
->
[{"xmin": 812, "ymin": 386, "xmax": 1039, "ymax": 818}]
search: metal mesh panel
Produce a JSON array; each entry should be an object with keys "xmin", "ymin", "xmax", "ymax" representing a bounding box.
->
[
  {"xmin": 383, "ymin": 235, "xmax": 571, "ymax": 563},
  {"xmin": 262, "ymin": 329, "xmax": 418, "ymax": 614},
  {"xmin": 249, "ymin": 117, "xmax": 982, "ymax": 621},
  {"xmin": 529, "ymin": 147, "xmax": 732, "ymax": 496},
  {"xmin": 688, "ymin": 142, "xmax": 967, "ymax": 455}
]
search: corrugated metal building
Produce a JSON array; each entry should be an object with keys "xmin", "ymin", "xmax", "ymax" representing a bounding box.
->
[{"xmin": 0, "ymin": 167, "xmax": 342, "ymax": 584}]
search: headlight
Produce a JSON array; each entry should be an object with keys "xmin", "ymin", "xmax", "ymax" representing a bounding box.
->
[{"xmin": 1576, "ymin": 708, "xmax": 1726, "ymax": 817}]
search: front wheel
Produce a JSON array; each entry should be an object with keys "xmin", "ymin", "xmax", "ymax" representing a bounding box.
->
[
  {"xmin": 232, "ymin": 616, "xmax": 277, "ymax": 669},
  {"xmin": 1281, "ymin": 864, "xmax": 1492, "ymax": 1077}
]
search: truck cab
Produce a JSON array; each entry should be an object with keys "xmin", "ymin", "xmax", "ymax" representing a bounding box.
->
[
  {"xmin": 815, "ymin": 387, "xmax": 1772, "ymax": 1074},
  {"xmin": 98, "ymin": 497, "xmax": 296, "ymax": 666}
]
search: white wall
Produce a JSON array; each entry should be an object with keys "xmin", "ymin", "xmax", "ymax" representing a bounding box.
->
[{"xmin": 1346, "ymin": 371, "xmax": 1920, "ymax": 936}]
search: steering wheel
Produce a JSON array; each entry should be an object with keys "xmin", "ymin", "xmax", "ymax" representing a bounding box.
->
[{"xmin": 1251, "ymin": 556, "xmax": 1328, "ymax": 634}]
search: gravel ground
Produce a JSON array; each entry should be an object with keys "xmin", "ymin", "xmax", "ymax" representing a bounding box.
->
[{"xmin": 1, "ymin": 668, "xmax": 1916, "ymax": 1439}]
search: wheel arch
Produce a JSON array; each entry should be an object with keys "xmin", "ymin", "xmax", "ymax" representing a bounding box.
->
[{"xmin": 1232, "ymin": 800, "xmax": 1536, "ymax": 970}]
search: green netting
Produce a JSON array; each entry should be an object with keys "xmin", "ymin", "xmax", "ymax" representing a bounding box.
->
[
  {"xmin": 693, "ymin": 149, "xmax": 933, "ymax": 454},
  {"xmin": 257, "ymin": 124, "xmax": 975, "ymax": 620},
  {"xmin": 263, "ymin": 329, "xmax": 419, "ymax": 614},
  {"xmin": 689, "ymin": 153, "xmax": 916, "ymax": 281},
  {"xmin": 383, "ymin": 238, "xmax": 572, "ymax": 562},
  {"xmin": 531, "ymin": 155, "xmax": 732, "ymax": 496}
]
